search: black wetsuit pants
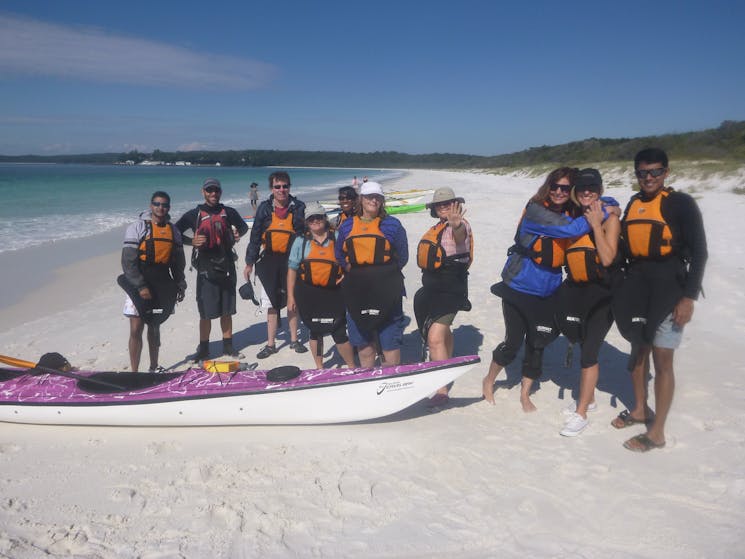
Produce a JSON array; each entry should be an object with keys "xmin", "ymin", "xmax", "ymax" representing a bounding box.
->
[{"xmin": 493, "ymin": 300, "xmax": 544, "ymax": 380}]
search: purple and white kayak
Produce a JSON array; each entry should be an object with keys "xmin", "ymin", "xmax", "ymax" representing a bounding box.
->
[{"xmin": 0, "ymin": 356, "xmax": 480, "ymax": 426}]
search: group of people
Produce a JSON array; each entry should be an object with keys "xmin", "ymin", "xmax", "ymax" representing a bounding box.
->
[
  {"xmin": 119, "ymin": 147, "xmax": 707, "ymax": 452},
  {"xmin": 120, "ymin": 174, "xmax": 473, "ymax": 387},
  {"xmin": 481, "ymin": 148, "xmax": 707, "ymax": 451}
]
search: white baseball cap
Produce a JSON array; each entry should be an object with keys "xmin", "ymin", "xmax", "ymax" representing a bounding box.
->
[{"xmin": 360, "ymin": 181, "xmax": 384, "ymax": 196}]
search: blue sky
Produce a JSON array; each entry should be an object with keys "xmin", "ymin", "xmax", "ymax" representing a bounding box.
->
[{"xmin": 1, "ymin": 0, "xmax": 744, "ymax": 156}]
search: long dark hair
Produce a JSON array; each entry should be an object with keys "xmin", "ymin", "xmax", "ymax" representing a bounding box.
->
[{"xmin": 530, "ymin": 167, "xmax": 578, "ymax": 207}]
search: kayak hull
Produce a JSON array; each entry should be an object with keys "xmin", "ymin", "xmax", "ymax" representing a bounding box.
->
[
  {"xmin": 387, "ymin": 203, "xmax": 426, "ymax": 215},
  {"xmin": 0, "ymin": 356, "xmax": 479, "ymax": 426}
]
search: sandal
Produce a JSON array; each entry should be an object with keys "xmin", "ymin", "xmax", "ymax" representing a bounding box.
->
[
  {"xmin": 611, "ymin": 409, "xmax": 652, "ymax": 429},
  {"xmin": 623, "ymin": 433, "xmax": 666, "ymax": 452},
  {"xmin": 256, "ymin": 345, "xmax": 278, "ymax": 359}
]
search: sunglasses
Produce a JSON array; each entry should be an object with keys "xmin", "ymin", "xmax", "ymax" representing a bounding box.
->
[
  {"xmin": 151, "ymin": 201, "xmax": 170, "ymax": 208},
  {"xmin": 204, "ymin": 186, "xmax": 221, "ymax": 194},
  {"xmin": 576, "ymin": 186, "xmax": 601, "ymax": 194},
  {"xmin": 338, "ymin": 196, "xmax": 355, "ymax": 201},
  {"xmin": 272, "ymin": 184, "xmax": 290, "ymax": 190},
  {"xmin": 549, "ymin": 183, "xmax": 572, "ymax": 193},
  {"xmin": 635, "ymin": 168, "xmax": 667, "ymax": 179},
  {"xmin": 362, "ymin": 194, "xmax": 383, "ymax": 202}
]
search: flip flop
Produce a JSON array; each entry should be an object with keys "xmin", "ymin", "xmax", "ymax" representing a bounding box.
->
[
  {"xmin": 611, "ymin": 409, "xmax": 652, "ymax": 429},
  {"xmin": 623, "ymin": 433, "xmax": 666, "ymax": 452}
]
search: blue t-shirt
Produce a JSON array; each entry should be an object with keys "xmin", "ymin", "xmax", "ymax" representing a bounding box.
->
[{"xmin": 288, "ymin": 233, "xmax": 336, "ymax": 270}]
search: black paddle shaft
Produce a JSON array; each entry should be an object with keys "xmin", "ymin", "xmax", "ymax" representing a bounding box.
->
[{"xmin": 33, "ymin": 366, "xmax": 127, "ymax": 391}]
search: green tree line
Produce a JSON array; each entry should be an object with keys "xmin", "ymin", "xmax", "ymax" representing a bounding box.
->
[{"xmin": 2, "ymin": 120, "xmax": 743, "ymax": 168}]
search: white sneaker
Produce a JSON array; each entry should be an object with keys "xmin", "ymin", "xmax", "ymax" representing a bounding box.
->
[
  {"xmin": 560, "ymin": 413, "xmax": 589, "ymax": 437},
  {"xmin": 562, "ymin": 400, "xmax": 598, "ymax": 416}
]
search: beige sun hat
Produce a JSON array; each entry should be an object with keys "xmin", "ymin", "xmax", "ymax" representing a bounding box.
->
[
  {"xmin": 304, "ymin": 201, "xmax": 327, "ymax": 219},
  {"xmin": 426, "ymin": 187, "xmax": 465, "ymax": 217}
]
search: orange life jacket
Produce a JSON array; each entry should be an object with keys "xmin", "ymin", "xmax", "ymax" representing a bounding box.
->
[
  {"xmin": 343, "ymin": 216, "xmax": 393, "ymax": 266},
  {"xmin": 565, "ymin": 232, "xmax": 604, "ymax": 283},
  {"xmin": 196, "ymin": 208, "xmax": 231, "ymax": 251},
  {"xmin": 138, "ymin": 221, "xmax": 174, "ymax": 265},
  {"xmin": 333, "ymin": 211, "xmax": 352, "ymax": 231},
  {"xmin": 417, "ymin": 221, "xmax": 473, "ymax": 271},
  {"xmin": 530, "ymin": 236, "xmax": 567, "ymax": 269},
  {"xmin": 508, "ymin": 203, "xmax": 569, "ymax": 270},
  {"xmin": 298, "ymin": 235, "xmax": 343, "ymax": 288},
  {"xmin": 622, "ymin": 188, "xmax": 674, "ymax": 259},
  {"xmin": 262, "ymin": 209, "xmax": 296, "ymax": 254}
]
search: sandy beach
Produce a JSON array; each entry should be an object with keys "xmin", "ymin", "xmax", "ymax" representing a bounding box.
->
[{"xmin": 1, "ymin": 168, "xmax": 744, "ymax": 558}]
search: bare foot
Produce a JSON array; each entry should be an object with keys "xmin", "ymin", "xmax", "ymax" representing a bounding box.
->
[
  {"xmin": 482, "ymin": 375, "xmax": 496, "ymax": 404},
  {"xmin": 520, "ymin": 377, "xmax": 536, "ymax": 412},
  {"xmin": 521, "ymin": 395, "xmax": 537, "ymax": 413},
  {"xmin": 482, "ymin": 361, "xmax": 502, "ymax": 404}
]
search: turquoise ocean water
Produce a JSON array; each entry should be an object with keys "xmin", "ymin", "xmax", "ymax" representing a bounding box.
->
[{"xmin": 0, "ymin": 164, "xmax": 401, "ymax": 254}]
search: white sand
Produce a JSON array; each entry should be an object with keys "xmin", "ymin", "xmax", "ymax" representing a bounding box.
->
[{"xmin": 1, "ymin": 169, "xmax": 744, "ymax": 558}]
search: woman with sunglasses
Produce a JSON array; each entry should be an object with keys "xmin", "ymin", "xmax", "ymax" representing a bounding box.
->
[
  {"xmin": 483, "ymin": 167, "xmax": 610, "ymax": 412},
  {"xmin": 555, "ymin": 169, "xmax": 620, "ymax": 436},
  {"xmin": 287, "ymin": 202, "xmax": 356, "ymax": 369},
  {"xmin": 333, "ymin": 186, "xmax": 358, "ymax": 230},
  {"xmin": 413, "ymin": 187, "xmax": 474, "ymax": 407},
  {"xmin": 334, "ymin": 181, "xmax": 409, "ymax": 368}
]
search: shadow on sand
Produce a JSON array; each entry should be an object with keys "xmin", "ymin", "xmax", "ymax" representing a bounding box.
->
[{"xmin": 490, "ymin": 336, "xmax": 636, "ymax": 411}]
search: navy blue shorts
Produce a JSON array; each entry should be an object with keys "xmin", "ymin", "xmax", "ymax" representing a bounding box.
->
[{"xmin": 346, "ymin": 302, "xmax": 404, "ymax": 351}]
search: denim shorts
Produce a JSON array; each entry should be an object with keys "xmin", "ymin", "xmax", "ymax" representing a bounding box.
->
[
  {"xmin": 346, "ymin": 306, "xmax": 404, "ymax": 351},
  {"xmin": 653, "ymin": 313, "xmax": 684, "ymax": 349}
]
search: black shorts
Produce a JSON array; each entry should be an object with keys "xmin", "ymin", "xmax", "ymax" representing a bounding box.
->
[
  {"xmin": 309, "ymin": 321, "xmax": 349, "ymax": 344},
  {"xmin": 196, "ymin": 272, "xmax": 237, "ymax": 320}
]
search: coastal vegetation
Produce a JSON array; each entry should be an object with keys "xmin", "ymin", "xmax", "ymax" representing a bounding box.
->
[{"xmin": 1, "ymin": 120, "xmax": 743, "ymax": 169}]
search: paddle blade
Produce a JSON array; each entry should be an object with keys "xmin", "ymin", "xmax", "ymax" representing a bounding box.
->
[{"xmin": 0, "ymin": 354, "xmax": 36, "ymax": 368}]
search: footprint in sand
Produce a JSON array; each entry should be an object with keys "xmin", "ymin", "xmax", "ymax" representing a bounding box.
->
[
  {"xmin": 2, "ymin": 497, "xmax": 27, "ymax": 513},
  {"xmin": 0, "ymin": 443, "xmax": 21, "ymax": 454}
]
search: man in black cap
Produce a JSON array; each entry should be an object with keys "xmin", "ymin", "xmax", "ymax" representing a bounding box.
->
[{"xmin": 176, "ymin": 178, "xmax": 249, "ymax": 361}]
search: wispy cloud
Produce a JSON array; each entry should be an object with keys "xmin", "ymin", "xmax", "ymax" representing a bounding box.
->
[{"xmin": 0, "ymin": 13, "xmax": 276, "ymax": 89}]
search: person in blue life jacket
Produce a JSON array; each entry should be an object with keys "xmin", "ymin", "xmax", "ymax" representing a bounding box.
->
[
  {"xmin": 120, "ymin": 191, "xmax": 186, "ymax": 372},
  {"xmin": 482, "ymin": 167, "xmax": 620, "ymax": 412},
  {"xmin": 413, "ymin": 187, "xmax": 474, "ymax": 408},
  {"xmin": 611, "ymin": 148, "xmax": 707, "ymax": 452},
  {"xmin": 334, "ymin": 181, "xmax": 408, "ymax": 368},
  {"xmin": 243, "ymin": 171, "xmax": 308, "ymax": 359},
  {"xmin": 175, "ymin": 178, "xmax": 249, "ymax": 361},
  {"xmin": 286, "ymin": 202, "xmax": 356, "ymax": 369},
  {"xmin": 555, "ymin": 169, "xmax": 621, "ymax": 436}
]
